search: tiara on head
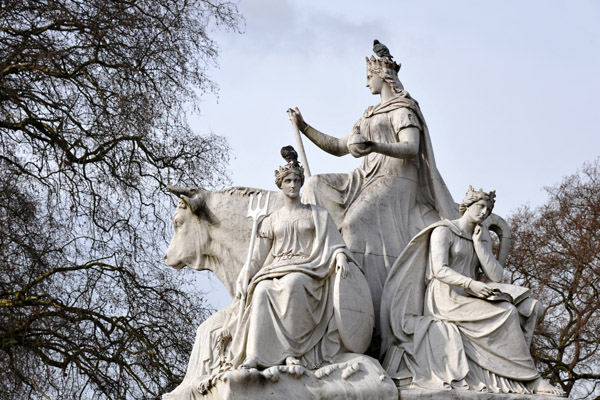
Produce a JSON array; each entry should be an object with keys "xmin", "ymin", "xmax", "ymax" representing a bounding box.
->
[
  {"xmin": 366, "ymin": 55, "xmax": 401, "ymax": 74},
  {"xmin": 466, "ymin": 185, "xmax": 496, "ymax": 202},
  {"xmin": 459, "ymin": 185, "xmax": 496, "ymax": 215}
]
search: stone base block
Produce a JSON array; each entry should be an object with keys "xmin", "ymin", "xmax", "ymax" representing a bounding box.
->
[
  {"xmin": 201, "ymin": 353, "xmax": 397, "ymax": 400},
  {"xmin": 399, "ymin": 388, "xmax": 566, "ymax": 400}
]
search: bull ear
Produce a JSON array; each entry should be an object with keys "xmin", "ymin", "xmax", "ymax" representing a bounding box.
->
[{"xmin": 180, "ymin": 194, "xmax": 205, "ymax": 215}]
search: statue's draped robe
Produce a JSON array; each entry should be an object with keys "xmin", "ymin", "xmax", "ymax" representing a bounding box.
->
[
  {"xmin": 228, "ymin": 205, "xmax": 349, "ymax": 368},
  {"xmin": 163, "ymin": 205, "xmax": 350, "ymax": 399},
  {"xmin": 302, "ymin": 93, "xmax": 458, "ymax": 323},
  {"xmin": 380, "ymin": 220, "xmax": 541, "ymax": 393}
]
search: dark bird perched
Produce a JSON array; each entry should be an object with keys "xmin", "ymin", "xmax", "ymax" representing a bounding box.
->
[
  {"xmin": 281, "ymin": 145, "xmax": 299, "ymax": 165},
  {"xmin": 373, "ymin": 39, "xmax": 393, "ymax": 60}
]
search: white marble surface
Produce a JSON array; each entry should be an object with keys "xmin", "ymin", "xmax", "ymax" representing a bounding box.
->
[
  {"xmin": 163, "ymin": 154, "xmax": 376, "ymax": 399},
  {"xmin": 399, "ymin": 388, "xmax": 569, "ymax": 400},
  {"xmin": 380, "ymin": 188, "xmax": 564, "ymax": 396},
  {"xmin": 196, "ymin": 353, "xmax": 397, "ymax": 400}
]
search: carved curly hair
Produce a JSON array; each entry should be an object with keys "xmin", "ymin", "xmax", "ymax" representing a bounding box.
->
[{"xmin": 459, "ymin": 186, "xmax": 496, "ymax": 217}]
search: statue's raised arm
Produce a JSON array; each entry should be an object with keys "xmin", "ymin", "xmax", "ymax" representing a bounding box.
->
[{"xmin": 288, "ymin": 107, "xmax": 350, "ymax": 157}]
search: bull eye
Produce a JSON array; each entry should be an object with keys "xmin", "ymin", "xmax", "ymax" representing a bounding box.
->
[{"xmin": 174, "ymin": 218, "xmax": 184, "ymax": 228}]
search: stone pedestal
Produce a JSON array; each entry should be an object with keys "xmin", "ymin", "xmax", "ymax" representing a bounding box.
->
[
  {"xmin": 399, "ymin": 388, "xmax": 566, "ymax": 400},
  {"xmin": 200, "ymin": 354, "xmax": 397, "ymax": 400}
]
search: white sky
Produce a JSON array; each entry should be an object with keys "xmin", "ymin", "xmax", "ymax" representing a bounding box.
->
[{"xmin": 186, "ymin": 0, "xmax": 600, "ymax": 308}]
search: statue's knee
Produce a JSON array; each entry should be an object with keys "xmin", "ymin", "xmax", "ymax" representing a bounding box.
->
[
  {"xmin": 505, "ymin": 303, "xmax": 520, "ymax": 319},
  {"xmin": 531, "ymin": 298, "xmax": 543, "ymax": 320},
  {"xmin": 282, "ymin": 273, "xmax": 310, "ymax": 295},
  {"xmin": 253, "ymin": 280, "xmax": 270, "ymax": 301}
]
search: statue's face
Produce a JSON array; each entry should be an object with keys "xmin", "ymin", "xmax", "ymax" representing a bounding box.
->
[
  {"xmin": 366, "ymin": 72, "xmax": 383, "ymax": 95},
  {"xmin": 281, "ymin": 172, "xmax": 302, "ymax": 199},
  {"xmin": 466, "ymin": 199, "xmax": 490, "ymax": 224}
]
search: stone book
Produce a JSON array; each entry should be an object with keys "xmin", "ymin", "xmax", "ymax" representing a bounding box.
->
[{"xmin": 466, "ymin": 282, "xmax": 531, "ymax": 305}]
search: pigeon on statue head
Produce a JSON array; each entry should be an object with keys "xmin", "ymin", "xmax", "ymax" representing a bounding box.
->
[
  {"xmin": 373, "ymin": 39, "xmax": 393, "ymax": 60},
  {"xmin": 280, "ymin": 145, "xmax": 299, "ymax": 165}
]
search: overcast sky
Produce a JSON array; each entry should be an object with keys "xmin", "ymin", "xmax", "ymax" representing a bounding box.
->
[{"xmin": 183, "ymin": 0, "xmax": 600, "ymax": 308}]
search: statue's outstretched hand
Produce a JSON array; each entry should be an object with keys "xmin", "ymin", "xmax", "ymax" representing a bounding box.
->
[
  {"xmin": 335, "ymin": 252, "xmax": 349, "ymax": 278},
  {"xmin": 287, "ymin": 107, "xmax": 307, "ymax": 131}
]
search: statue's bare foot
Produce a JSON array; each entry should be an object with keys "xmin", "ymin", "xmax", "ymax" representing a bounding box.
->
[
  {"xmin": 285, "ymin": 356, "xmax": 301, "ymax": 366},
  {"xmin": 241, "ymin": 357, "xmax": 258, "ymax": 369},
  {"xmin": 533, "ymin": 378, "xmax": 566, "ymax": 397}
]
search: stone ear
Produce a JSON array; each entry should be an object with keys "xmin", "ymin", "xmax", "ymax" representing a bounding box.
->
[
  {"xmin": 180, "ymin": 194, "xmax": 192, "ymax": 210},
  {"xmin": 180, "ymin": 194, "xmax": 207, "ymax": 216}
]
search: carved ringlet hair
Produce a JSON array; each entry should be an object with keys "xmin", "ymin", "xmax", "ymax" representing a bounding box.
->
[
  {"xmin": 366, "ymin": 55, "xmax": 404, "ymax": 95},
  {"xmin": 275, "ymin": 145, "xmax": 305, "ymax": 189},
  {"xmin": 459, "ymin": 185, "xmax": 496, "ymax": 216}
]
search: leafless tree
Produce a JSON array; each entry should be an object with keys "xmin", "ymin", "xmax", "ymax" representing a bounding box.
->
[
  {"xmin": 0, "ymin": 0, "xmax": 241, "ymax": 398},
  {"xmin": 506, "ymin": 159, "xmax": 600, "ymax": 400}
]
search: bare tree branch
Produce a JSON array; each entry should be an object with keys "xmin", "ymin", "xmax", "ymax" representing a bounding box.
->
[
  {"xmin": 0, "ymin": 0, "xmax": 242, "ymax": 398},
  {"xmin": 507, "ymin": 159, "xmax": 600, "ymax": 399}
]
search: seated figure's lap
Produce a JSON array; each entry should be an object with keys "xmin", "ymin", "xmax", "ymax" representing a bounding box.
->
[{"xmin": 253, "ymin": 273, "xmax": 319, "ymax": 304}]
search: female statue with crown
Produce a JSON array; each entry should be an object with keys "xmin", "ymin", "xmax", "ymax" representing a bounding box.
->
[
  {"xmin": 163, "ymin": 148, "xmax": 373, "ymax": 400},
  {"xmin": 379, "ymin": 187, "xmax": 564, "ymax": 395},
  {"xmin": 228, "ymin": 147, "xmax": 360, "ymax": 370},
  {"xmin": 288, "ymin": 45, "xmax": 457, "ymax": 328}
]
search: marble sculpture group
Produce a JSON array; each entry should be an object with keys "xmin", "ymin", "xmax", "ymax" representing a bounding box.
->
[{"xmin": 161, "ymin": 41, "xmax": 565, "ymax": 399}]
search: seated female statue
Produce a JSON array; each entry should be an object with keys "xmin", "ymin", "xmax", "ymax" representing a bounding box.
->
[
  {"xmin": 230, "ymin": 147, "xmax": 359, "ymax": 369},
  {"xmin": 164, "ymin": 148, "xmax": 371, "ymax": 399},
  {"xmin": 380, "ymin": 186, "xmax": 564, "ymax": 396}
]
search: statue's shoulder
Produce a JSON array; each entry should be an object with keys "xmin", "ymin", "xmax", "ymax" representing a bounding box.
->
[
  {"xmin": 431, "ymin": 219, "xmax": 473, "ymax": 242},
  {"xmin": 432, "ymin": 220, "xmax": 454, "ymax": 232},
  {"xmin": 407, "ymin": 220, "xmax": 459, "ymax": 248}
]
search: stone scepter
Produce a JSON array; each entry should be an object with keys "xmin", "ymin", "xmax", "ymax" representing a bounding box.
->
[{"xmin": 287, "ymin": 108, "xmax": 312, "ymax": 177}]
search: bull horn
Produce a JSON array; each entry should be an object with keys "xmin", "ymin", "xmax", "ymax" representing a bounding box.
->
[
  {"xmin": 180, "ymin": 194, "xmax": 205, "ymax": 214},
  {"xmin": 167, "ymin": 185, "xmax": 201, "ymax": 198}
]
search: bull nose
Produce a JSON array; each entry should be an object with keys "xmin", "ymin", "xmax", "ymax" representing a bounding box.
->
[{"xmin": 163, "ymin": 253, "xmax": 168, "ymax": 261}]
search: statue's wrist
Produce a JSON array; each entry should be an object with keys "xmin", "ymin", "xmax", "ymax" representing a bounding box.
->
[
  {"xmin": 371, "ymin": 142, "xmax": 383, "ymax": 153},
  {"xmin": 299, "ymin": 121, "xmax": 309, "ymax": 132}
]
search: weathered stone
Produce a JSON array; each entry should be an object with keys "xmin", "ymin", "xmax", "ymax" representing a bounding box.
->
[
  {"xmin": 381, "ymin": 187, "xmax": 565, "ymax": 396},
  {"xmin": 399, "ymin": 388, "xmax": 566, "ymax": 400},
  {"xmin": 198, "ymin": 354, "xmax": 397, "ymax": 400}
]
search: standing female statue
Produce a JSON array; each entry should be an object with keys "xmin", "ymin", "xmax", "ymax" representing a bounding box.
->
[
  {"xmin": 288, "ymin": 47, "xmax": 457, "ymax": 325},
  {"xmin": 379, "ymin": 187, "xmax": 564, "ymax": 395}
]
